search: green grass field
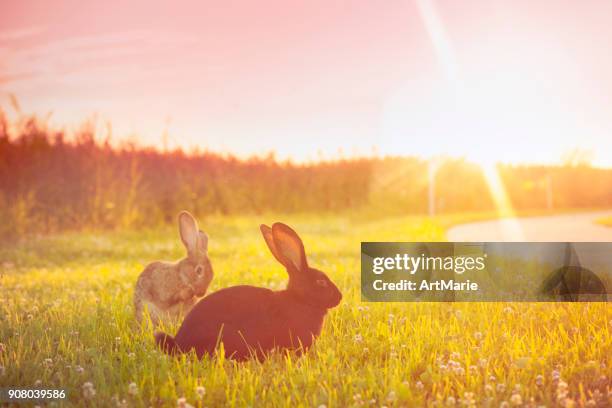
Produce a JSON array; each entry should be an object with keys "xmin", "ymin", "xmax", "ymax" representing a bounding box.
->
[{"xmin": 0, "ymin": 215, "xmax": 610, "ymax": 407}]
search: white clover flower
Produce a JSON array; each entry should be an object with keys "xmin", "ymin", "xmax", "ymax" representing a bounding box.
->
[
  {"xmin": 386, "ymin": 391, "xmax": 397, "ymax": 403},
  {"xmin": 535, "ymin": 374, "xmax": 544, "ymax": 387},
  {"xmin": 43, "ymin": 358, "xmax": 53, "ymax": 368},
  {"xmin": 82, "ymin": 382, "xmax": 96, "ymax": 399},
  {"xmin": 177, "ymin": 397, "xmax": 194, "ymax": 408},
  {"xmin": 128, "ymin": 382, "xmax": 138, "ymax": 396},
  {"xmin": 196, "ymin": 386, "xmax": 206, "ymax": 398},
  {"xmin": 415, "ymin": 381, "xmax": 424, "ymax": 390},
  {"xmin": 509, "ymin": 393, "xmax": 522, "ymax": 406},
  {"xmin": 496, "ymin": 383, "xmax": 506, "ymax": 393},
  {"xmin": 479, "ymin": 358, "xmax": 488, "ymax": 368},
  {"xmin": 446, "ymin": 396, "xmax": 456, "ymax": 406},
  {"xmin": 75, "ymin": 365, "xmax": 84, "ymax": 374},
  {"xmin": 474, "ymin": 332, "xmax": 483, "ymax": 341},
  {"xmin": 34, "ymin": 379, "xmax": 42, "ymax": 387},
  {"xmin": 354, "ymin": 334, "xmax": 363, "ymax": 343}
]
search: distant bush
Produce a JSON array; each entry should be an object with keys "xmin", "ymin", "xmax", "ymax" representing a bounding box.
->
[{"xmin": 0, "ymin": 110, "xmax": 611, "ymax": 239}]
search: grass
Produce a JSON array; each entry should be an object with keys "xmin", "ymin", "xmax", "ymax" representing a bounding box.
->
[{"xmin": 0, "ymin": 214, "xmax": 610, "ymax": 407}]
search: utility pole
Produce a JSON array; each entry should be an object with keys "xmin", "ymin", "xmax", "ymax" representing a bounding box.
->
[
  {"xmin": 428, "ymin": 158, "xmax": 440, "ymax": 217},
  {"xmin": 545, "ymin": 174, "xmax": 553, "ymax": 210}
]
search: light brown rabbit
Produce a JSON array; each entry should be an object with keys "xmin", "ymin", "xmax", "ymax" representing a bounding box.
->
[{"xmin": 134, "ymin": 211, "xmax": 213, "ymax": 326}]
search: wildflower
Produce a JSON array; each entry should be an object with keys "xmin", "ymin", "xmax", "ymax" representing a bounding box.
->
[
  {"xmin": 177, "ymin": 397, "xmax": 194, "ymax": 408},
  {"xmin": 499, "ymin": 402, "xmax": 509, "ymax": 408},
  {"xmin": 82, "ymin": 382, "xmax": 96, "ymax": 399},
  {"xmin": 75, "ymin": 365, "xmax": 84, "ymax": 374},
  {"xmin": 196, "ymin": 386, "xmax": 206, "ymax": 398},
  {"xmin": 34, "ymin": 379, "xmax": 42, "ymax": 387},
  {"xmin": 535, "ymin": 375, "xmax": 544, "ymax": 387},
  {"xmin": 353, "ymin": 393, "xmax": 362, "ymax": 401},
  {"xmin": 128, "ymin": 382, "xmax": 138, "ymax": 396},
  {"xmin": 469, "ymin": 365, "xmax": 478, "ymax": 375},
  {"xmin": 450, "ymin": 351, "xmax": 461, "ymax": 360},
  {"xmin": 127, "ymin": 352, "xmax": 136, "ymax": 359},
  {"xmin": 453, "ymin": 366, "xmax": 465, "ymax": 376},
  {"xmin": 439, "ymin": 364, "xmax": 448, "ymax": 372},
  {"xmin": 556, "ymin": 380, "xmax": 569, "ymax": 404},
  {"xmin": 354, "ymin": 334, "xmax": 363, "ymax": 343},
  {"xmin": 446, "ymin": 396, "xmax": 456, "ymax": 406},
  {"xmin": 551, "ymin": 369, "xmax": 561, "ymax": 381},
  {"xmin": 496, "ymin": 383, "xmax": 506, "ymax": 393},
  {"xmin": 386, "ymin": 391, "xmax": 397, "ymax": 403},
  {"xmin": 43, "ymin": 358, "xmax": 53, "ymax": 368},
  {"xmin": 479, "ymin": 358, "xmax": 488, "ymax": 368},
  {"xmin": 474, "ymin": 332, "xmax": 483, "ymax": 341},
  {"xmin": 485, "ymin": 384, "xmax": 494, "ymax": 394},
  {"xmin": 503, "ymin": 306, "xmax": 513, "ymax": 314},
  {"xmin": 363, "ymin": 347, "xmax": 369, "ymax": 353},
  {"xmin": 509, "ymin": 393, "xmax": 522, "ymax": 406},
  {"xmin": 463, "ymin": 392, "xmax": 475, "ymax": 406},
  {"xmin": 489, "ymin": 375, "xmax": 497, "ymax": 383},
  {"xmin": 115, "ymin": 337, "xmax": 121, "ymax": 344},
  {"xmin": 27, "ymin": 314, "xmax": 33, "ymax": 320},
  {"xmin": 415, "ymin": 381, "xmax": 424, "ymax": 390},
  {"xmin": 389, "ymin": 351, "xmax": 398, "ymax": 359}
]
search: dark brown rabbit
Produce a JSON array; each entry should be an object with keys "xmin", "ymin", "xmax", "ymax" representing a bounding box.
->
[{"xmin": 155, "ymin": 222, "xmax": 342, "ymax": 360}]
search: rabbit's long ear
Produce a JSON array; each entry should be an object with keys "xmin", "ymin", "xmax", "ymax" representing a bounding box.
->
[
  {"xmin": 178, "ymin": 211, "xmax": 199, "ymax": 256},
  {"xmin": 260, "ymin": 224, "xmax": 284, "ymax": 265},
  {"xmin": 271, "ymin": 223, "xmax": 308, "ymax": 273},
  {"xmin": 197, "ymin": 230, "xmax": 209, "ymax": 253}
]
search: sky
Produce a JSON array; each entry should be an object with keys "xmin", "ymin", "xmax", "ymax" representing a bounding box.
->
[{"xmin": 1, "ymin": 0, "xmax": 611, "ymax": 166}]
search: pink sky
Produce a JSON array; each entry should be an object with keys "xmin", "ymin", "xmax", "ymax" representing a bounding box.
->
[{"xmin": 1, "ymin": 0, "xmax": 611, "ymax": 165}]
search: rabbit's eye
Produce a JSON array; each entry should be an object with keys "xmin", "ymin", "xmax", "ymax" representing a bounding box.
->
[
  {"xmin": 316, "ymin": 279, "xmax": 328, "ymax": 287},
  {"xmin": 195, "ymin": 265, "xmax": 204, "ymax": 276}
]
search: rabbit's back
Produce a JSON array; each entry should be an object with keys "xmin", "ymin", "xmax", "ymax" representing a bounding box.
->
[{"xmin": 174, "ymin": 285, "xmax": 327, "ymax": 359}]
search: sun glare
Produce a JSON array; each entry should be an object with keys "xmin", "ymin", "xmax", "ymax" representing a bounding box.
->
[{"xmin": 414, "ymin": 0, "xmax": 523, "ymax": 239}]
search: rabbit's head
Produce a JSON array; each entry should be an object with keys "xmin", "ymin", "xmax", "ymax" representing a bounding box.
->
[
  {"xmin": 177, "ymin": 211, "xmax": 213, "ymax": 297},
  {"xmin": 260, "ymin": 223, "xmax": 342, "ymax": 309}
]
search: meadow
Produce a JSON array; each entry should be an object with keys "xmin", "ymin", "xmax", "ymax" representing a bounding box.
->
[{"xmin": 1, "ymin": 214, "xmax": 610, "ymax": 407}]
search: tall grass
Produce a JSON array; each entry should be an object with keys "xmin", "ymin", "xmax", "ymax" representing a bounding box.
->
[{"xmin": 1, "ymin": 109, "xmax": 612, "ymax": 240}]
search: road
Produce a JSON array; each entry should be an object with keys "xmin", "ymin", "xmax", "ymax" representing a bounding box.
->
[{"xmin": 447, "ymin": 210, "xmax": 612, "ymax": 242}]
